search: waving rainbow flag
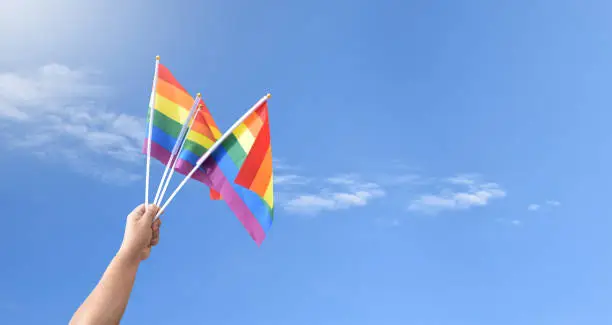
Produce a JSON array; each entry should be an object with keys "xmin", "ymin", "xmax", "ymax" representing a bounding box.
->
[
  {"xmin": 143, "ymin": 60, "xmax": 221, "ymax": 199},
  {"xmin": 178, "ymin": 97, "xmax": 274, "ymax": 245}
]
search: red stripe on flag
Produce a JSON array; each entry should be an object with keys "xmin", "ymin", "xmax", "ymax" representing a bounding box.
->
[
  {"xmin": 255, "ymin": 102, "xmax": 268, "ymax": 121},
  {"xmin": 210, "ymin": 189, "xmax": 222, "ymax": 200},
  {"xmin": 157, "ymin": 63, "xmax": 189, "ymax": 93}
]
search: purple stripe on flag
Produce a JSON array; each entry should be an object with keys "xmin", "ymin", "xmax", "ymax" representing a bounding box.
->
[
  {"xmin": 173, "ymin": 157, "xmax": 212, "ymax": 186},
  {"xmin": 144, "ymin": 139, "xmax": 210, "ymax": 184},
  {"xmin": 205, "ymin": 162, "xmax": 266, "ymax": 245}
]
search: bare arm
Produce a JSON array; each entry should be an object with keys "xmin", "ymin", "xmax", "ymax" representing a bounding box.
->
[{"xmin": 70, "ymin": 204, "xmax": 162, "ymax": 325}]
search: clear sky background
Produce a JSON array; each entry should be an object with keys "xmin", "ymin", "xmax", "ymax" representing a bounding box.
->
[{"xmin": 1, "ymin": 0, "xmax": 612, "ymax": 324}]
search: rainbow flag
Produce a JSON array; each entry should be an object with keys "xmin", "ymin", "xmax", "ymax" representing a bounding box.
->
[
  {"xmin": 143, "ymin": 62, "xmax": 222, "ymax": 198},
  {"xmin": 180, "ymin": 99, "xmax": 274, "ymax": 245}
]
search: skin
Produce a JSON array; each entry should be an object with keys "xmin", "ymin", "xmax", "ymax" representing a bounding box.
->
[{"xmin": 69, "ymin": 204, "xmax": 163, "ymax": 325}]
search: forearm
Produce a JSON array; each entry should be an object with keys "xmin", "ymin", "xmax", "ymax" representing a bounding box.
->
[{"xmin": 70, "ymin": 252, "xmax": 141, "ymax": 325}]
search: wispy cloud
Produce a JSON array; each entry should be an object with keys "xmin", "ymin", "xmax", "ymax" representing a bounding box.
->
[
  {"xmin": 273, "ymin": 165, "xmax": 507, "ymax": 217},
  {"xmin": 326, "ymin": 174, "xmax": 361, "ymax": 186},
  {"xmin": 282, "ymin": 174, "xmax": 385, "ymax": 215},
  {"xmin": 528, "ymin": 200, "xmax": 561, "ymax": 212},
  {"xmin": 408, "ymin": 174, "xmax": 506, "ymax": 214},
  {"xmin": 0, "ymin": 64, "xmax": 143, "ymax": 184},
  {"xmin": 527, "ymin": 204, "xmax": 540, "ymax": 211},
  {"xmin": 273, "ymin": 158, "xmax": 300, "ymax": 171},
  {"xmin": 447, "ymin": 174, "xmax": 479, "ymax": 186},
  {"xmin": 274, "ymin": 174, "xmax": 311, "ymax": 186},
  {"xmin": 497, "ymin": 218, "xmax": 522, "ymax": 226}
]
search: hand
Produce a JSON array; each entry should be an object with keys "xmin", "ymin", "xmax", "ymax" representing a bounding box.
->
[{"xmin": 118, "ymin": 204, "xmax": 162, "ymax": 262}]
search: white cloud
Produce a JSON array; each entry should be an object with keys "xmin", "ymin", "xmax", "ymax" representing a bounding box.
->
[
  {"xmin": 283, "ymin": 175, "xmax": 385, "ymax": 215},
  {"xmin": 527, "ymin": 204, "xmax": 540, "ymax": 211},
  {"xmin": 283, "ymin": 195, "xmax": 337, "ymax": 213},
  {"xmin": 447, "ymin": 174, "xmax": 478, "ymax": 186},
  {"xmin": 325, "ymin": 174, "xmax": 360, "ymax": 186},
  {"xmin": 0, "ymin": 64, "xmax": 143, "ymax": 183},
  {"xmin": 496, "ymin": 218, "xmax": 523, "ymax": 227},
  {"xmin": 273, "ymin": 158, "xmax": 300, "ymax": 171},
  {"xmin": 274, "ymin": 174, "xmax": 310, "ymax": 185},
  {"xmin": 278, "ymin": 171, "xmax": 505, "ymax": 217},
  {"xmin": 408, "ymin": 174, "xmax": 506, "ymax": 214},
  {"xmin": 527, "ymin": 200, "xmax": 561, "ymax": 212}
]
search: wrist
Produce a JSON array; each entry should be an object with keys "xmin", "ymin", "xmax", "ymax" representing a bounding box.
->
[{"xmin": 115, "ymin": 247, "xmax": 142, "ymax": 267}]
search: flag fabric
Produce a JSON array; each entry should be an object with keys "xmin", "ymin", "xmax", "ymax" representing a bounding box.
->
[
  {"xmin": 181, "ymin": 100, "xmax": 274, "ymax": 245},
  {"xmin": 143, "ymin": 63, "xmax": 222, "ymax": 198}
]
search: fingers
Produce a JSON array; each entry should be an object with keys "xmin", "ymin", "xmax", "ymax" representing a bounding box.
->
[
  {"xmin": 150, "ymin": 218, "xmax": 161, "ymax": 246},
  {"xmin": 131, "ymin": 204, "xmax": 147, "ymax": 216},
  {"xmin": 152, "ymin": 218, "xmax": 161, "ymax": 229},
  {"xmin": 142, "ymin": 204, "xmax": 160, "ymax": 223},
  {"xmin": 150, "ymin": 232, "xmax": 160, "ymax": 246}
]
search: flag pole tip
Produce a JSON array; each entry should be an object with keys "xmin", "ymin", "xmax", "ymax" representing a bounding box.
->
[
  {"xmin": 156, "ymin": 55, "xmax": 160, "ymax": 60},
  {"xmin": 196, "ymin": 92, "xmax": 201, "ymax": 97},
  {"xmin": 266, "ymin": 93, "xmax": 272, "ymax": 99}
]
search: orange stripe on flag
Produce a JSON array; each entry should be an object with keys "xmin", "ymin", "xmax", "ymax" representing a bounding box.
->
[
  {"xmin": 243, "ymin": 111, "xmax": 264, "ymax": 135},
  {"xmin": 190, "ymin": 100, "xmax": 216, "ymax": 141},
  {"xmin": 155, "ymin": 78, "xmax": 193, "ymax": 109},
  {"xmin": 249, "ymin": 147, "xmax": 273, "ymax": 197},
  {"xmin": 200, "ymin": 110, "xmax": 218, "ymax": 129}
]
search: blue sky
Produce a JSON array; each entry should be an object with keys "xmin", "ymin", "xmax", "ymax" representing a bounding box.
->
[{"xmin": 1, "ymin": 0, "xmax": 612, "ymax": 324}]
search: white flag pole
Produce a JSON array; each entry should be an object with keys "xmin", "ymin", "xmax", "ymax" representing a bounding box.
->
[
  {"xmin": 155, "ymin": 96, "xmax": 204, "ymax": 205},
  {"xmin": 153, "ymin": 94, "xmax": 202, "ymax": 205},
  {"xmin": 145, "ymin": 55, "xmax": 160, "ymax": 206},
  {"xmin": 156, "ymin": 93, "xmax": 271, "ymax": 218}
]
